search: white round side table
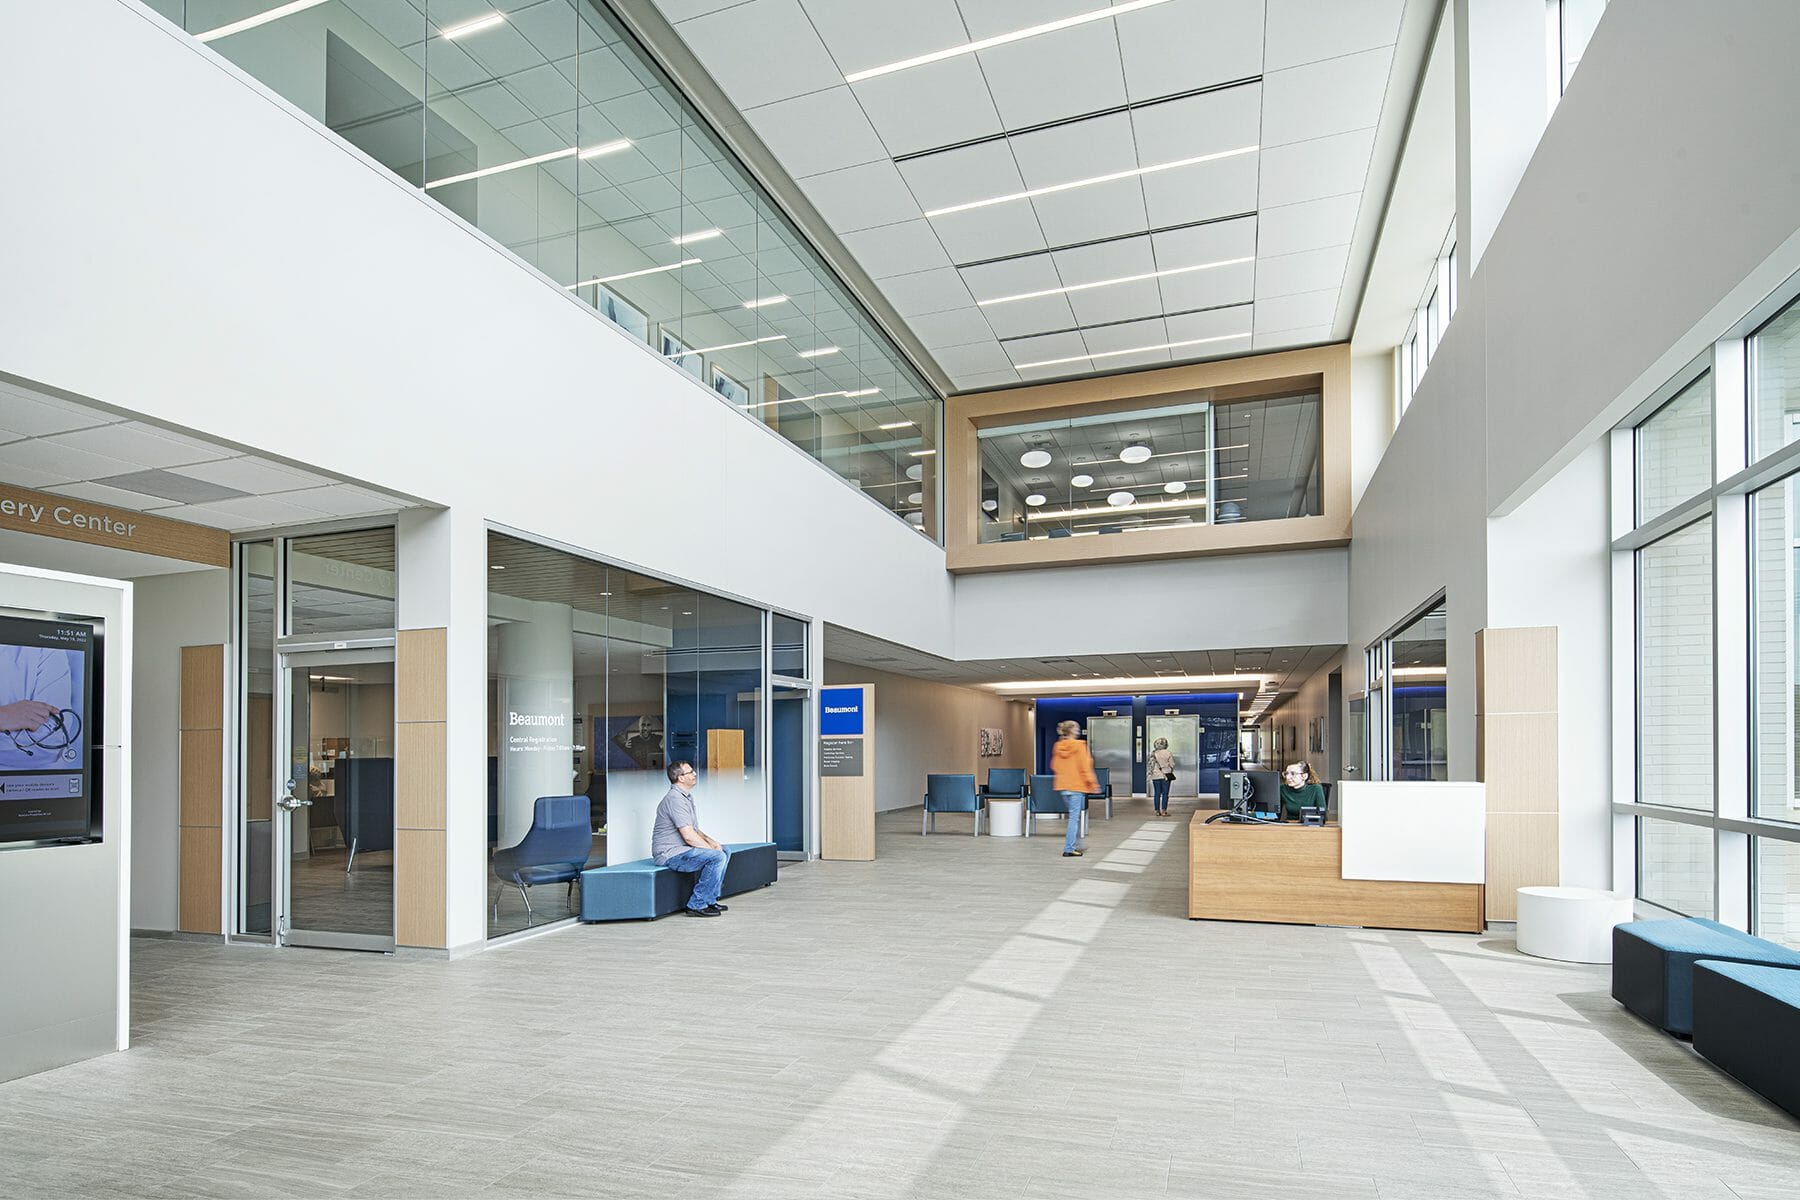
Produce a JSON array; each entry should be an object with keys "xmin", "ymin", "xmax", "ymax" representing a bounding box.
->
[
  {"xmin": 986, "ymin": 799, "xmax": 1024, "ymax": 837},
  {"xmin": 1516, "ymin": 886, "xmax": 1634, "ymax": 963}
]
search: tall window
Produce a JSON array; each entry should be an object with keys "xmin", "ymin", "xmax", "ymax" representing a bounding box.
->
[
  {"xmin": 1614, "ymin": 277, "xmax": 1800, "ymax": 942},
  {"xmin": 1366, "ymin": 600, "xmax": 1446, "ymax": 781},
  {"xmin": 1397, "ymin": 225, "xmax": 1457, "ymax": 416}
]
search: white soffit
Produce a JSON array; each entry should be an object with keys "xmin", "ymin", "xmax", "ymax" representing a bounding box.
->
[{"xmin": 658, "ymin": 0, "xmax": 1430, "ymax": 390}]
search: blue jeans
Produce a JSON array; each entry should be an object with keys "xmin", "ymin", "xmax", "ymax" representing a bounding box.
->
[
  {"xmin": 663, "ymin": 846, "xmax": 730, "ymax": 910},
  {"xmin": 1060, "ymin": 792, "xmax": 1086, "ymax": 852},
  {"xmin": 1152, "ymin": 776, "xmax": 1171, "ymax": 813}
]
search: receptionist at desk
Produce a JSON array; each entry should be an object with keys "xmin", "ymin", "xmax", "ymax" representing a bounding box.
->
[{"xmin": 1279, "ymin": 762, "xmax": 1326, "ymax": 819}]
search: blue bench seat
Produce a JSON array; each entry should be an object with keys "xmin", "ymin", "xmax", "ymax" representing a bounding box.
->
[
  {"xmin": 1612, "ymin": 917, "xmax": 1800, "ymax": 1035},
  {"xmin": 579, "ymin": 841, "xmax": 777, "ymax": 921},
  {"xmin": 1692, "ymin": 959, "xmax": 1800, "ymax": 1118}
]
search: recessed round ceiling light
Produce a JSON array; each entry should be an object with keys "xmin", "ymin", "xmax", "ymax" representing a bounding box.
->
[
  {"xmin": 906, "ymin": 464, "xmax": 924, "ymax": 481},
  {"xmin": 907, "ymin": 491, "xmax": 923, "ymax": 505},
  {"xmin": 981, "ymin": 499, "xmax": 998, "ymax": 512},
  {"xmin": 1025, "ymin": 493, "xmax": 1047, "ymax": 506},
  {"xmin": 1020, "ymin": 449, "xmax": 1052, "ymax": 469},
  {"xmin": 1071, "ymin": 473, "xmax": 1094, "ymax": 488},
  {"xmin": 1164, "ymin": 481, "xmax": 1187, "ymax": 494},
  {"xmin": 1120, "ymin": 444, "xmax": 1152, "ymax": 464},
  {"xmin": 1107, "ymin": 491, "xmax": 1136, "ymax": 507}
]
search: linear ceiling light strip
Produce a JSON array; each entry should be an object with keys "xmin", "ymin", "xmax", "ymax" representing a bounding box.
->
[
  {"xmin": 424, "ymin": 140, "xmax": 630, "ymax": 190},
  {"xmin": 924, "ymin": 145, "xmax": 1258, "ymax": 218},
  {"xmin": 1014, "ymin": 331, "xmax": 1250, "ymax": 371},
  {"xmin": 564, "ymin": 258, "xmax": 702, "ymax": 289},
  {"xmin": 845, "ymin": 0, "xmax": 1176, "ymax": 83},
  {"xmin": 194, "ymin": 0, "xmax": 330, "ymax": 42},
  {"xmin": 978, "ymin": 257, "xmax": 1253, "ymax": 306}
]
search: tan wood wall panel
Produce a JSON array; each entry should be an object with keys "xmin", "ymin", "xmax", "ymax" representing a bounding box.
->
[
  {"xmin": 395, "ymin": 722, "xmax": 447, "ymax": 829},
  {"xmin": 0, "ymin": 481, "xmax": 230, "ymax": 567},
  {"xmin": 1187, "ymin": 818, "xmax": 1482, "ymax": 933},
  {"xmin": 1478, "ymin": 713, "xmax": 1560, "ymax": 812},
  {"xmin": 178, "ymin": 729, "xmax": 224, "ymax": 827},
  {"xmin": 821, "ymin": 788, "xmax": 875, "ymax": 861},
  {"xmin": 245, "ymin": 693, "xmax": 272, "ymax": 821},
  {"xmin": 707, "ymin": 729, "xmax": 745, "ymax": 773},
  {"xmin": 179, "ymin": 826, "xmax": 222, "ymax": 934},
  {"xmin": 396, "ymin": 627, "xmax": 447, "ymax": 723},
  {"xmin": 1486, "ymin": 812, "xmax": 1561, "ymax": 921},
  {"xmin": 179, "ymin": 644, "xmax": 224, "ymax": 731},
  {"xmin": 1477, "ymin": 627, "xmax": 1559, "ymax": 715},
  {"xmin": 395, "ymin": 828, "xmax": 447, "ymax": 948}
]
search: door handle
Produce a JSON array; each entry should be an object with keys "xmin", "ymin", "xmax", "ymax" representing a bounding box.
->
[{"xmin": 276, "ymin": 793, "xmax": 313, "ymax": 811}]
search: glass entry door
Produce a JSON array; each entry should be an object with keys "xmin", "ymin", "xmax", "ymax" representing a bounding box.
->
[
  {"xmin": 275, "ymin": 648, "xmax": 396, "ymax": 951},
  {"xmin": 770, "ymin": 680, "xmax": 811, "ymax": 858}
]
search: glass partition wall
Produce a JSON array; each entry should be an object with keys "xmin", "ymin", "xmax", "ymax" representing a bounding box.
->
[
  {"xmin": 1364, "ymin": 600, "xmax": 1447, "ymax": 782},
  {"xmin": 170, "ymin": 0, "xmax": 941, "ymax": 538},
  {"xmin": 1615, "ymin": 284, "xmax": 1800, "ymax": 944},
  {"xmin": 486, "ymin": 532, "xmax": 804, "ymax": 937},
  {"xmin": 975, "ymin": 389, "xmax": 1320, "ymax": 542}
]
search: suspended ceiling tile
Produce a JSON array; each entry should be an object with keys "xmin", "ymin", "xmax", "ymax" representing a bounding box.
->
[
  {"xmin": 1254, "ymin": 245, "xmax": 1350, "ymax": 301},
  {"xmin": 976, "ymin": 21, "xmax": 1126, "ymax": 130},
  {"xmin": 1150, "ymin": 215, "xmax": 1258, "ymax": 266},
  {"xmin": 275, "ymin": 486, "xmax": 401, "ymax": 518},
  {"xmin": 1253, "ymin": 289, "xmax": 1339, "ymax": 333},
  {"xmin": 1258, "ymin": 128, "xmax": 1376, "ymax": 207},
  {"xmin": 154, "ymin": 503, "xmax": 243, "ymax": 530},
  {"xmin": 653, "ymin": 0, "xmax": 751, "ymax": 22},
  {"xmin": 797, "ymin": 159, "xmax": 921, "ymax": 232},
  {"xmin": 978, "ymin": 294, "xmax": 1079, "ymax": 340},
  {"xmin": 172, "ymin": 456, "xmax": 331, "ymax": 494},
  {"xmin": 41, "ymin": 479, "xmax": 182, "ymax": 512},
  {"xmin": 959, "ymin": 253, "xmax": 1063, "ymax": 302},
  {"xmin": 1005, "ymin": 330, "xmax": 1089, "ymax": 368},
  {"xmin": 1166, "ymin": 303, "xmax": 1255, "ymax": 343},
  {"xmin": 744, "ymin": 87, "xmax": 890, "ymax": 180},
  {"xmin": 0, "ymin": 438, "xmax": 136, "ymax": 485},
  {"xmin": 928, "ymin": 205, "xmax": 1049, "ymax": 263},
  {"xmin": 42, "ymin": 422, "xmax": 233, "ymax": 470},
  {"xmin": 1263, "ymin": 0, "xmax": 1404, "ymax": 71},
  {"xmin": 1256, "ymin": 192, "xmax": 1362, "ymax": 256},
  {"xmin": 1068, "ymin": 279, "xmax": 1166, "ymax": 327},
  {"xmin": 1261, "ymin": 47, "xmax": 1394, "ymax": 147},
  {"xmin": 1051, "ymin": 233, "xmax": 1156, "ymax": 283},
  {"xmin": 876, "ymin": 266, "xmax": 978, "ymax": 316},
  {"xmin": 1082, "ymin": 316, "xmax": 1170, "ymax": 355},
  {"xmin": 932, "ymin": 342, "xmax": 1016, "ymax": 376},
  {"xmin": 839, "ymin": 220, "xmax": 954, "ymax": 279},
  {"xmin": 895, "ymin": 139, "xmax": 1025, "ymax": 215},
  {"xmin": 1252, "ymin": 325, "xmax": 1333, "ymax": 350},
  {"xmin": 1140, "ymin": 153, "xmax": 1259, "ymax": 228},
  {"xmin": 0, "ymin": 387, "xmax": 121, "ymax": 437},
  {"xmin": 850, "ymin": 57, "xmax": 1005, "ymax": 158},
  {"xmin": 906, "ymin": 306, "xmax": 996, "ymax": 349},
  {"xmin": 674, "ymin": 0, "xmax": 846, "ymax": 109},
  {"xmin": 1156, "ymin": 260, "xmax": 1255, "ymax": 314},
  {"xmin": 1009, "ymin": 110, "xmax": 1137, "ymax": 189},
  {"xmin": 802, "ymin": 0, "xmax": 969, "ymax": 72},
  {"xmin": 1116, "ymin": 0, "xmax": 1264, "ymax": 101},
  {"xmin": 1129, "ymin": 83, "xmax": 1262, "ymax": 163},
  {"xmin": 1029, "ymin": 180, "xmax": 1148, "ymax": 248}
]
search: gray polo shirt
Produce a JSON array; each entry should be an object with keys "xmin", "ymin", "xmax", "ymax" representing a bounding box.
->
[{"xmin": 651, "ymin": 785, "xmax": 698, "ymax": 865}]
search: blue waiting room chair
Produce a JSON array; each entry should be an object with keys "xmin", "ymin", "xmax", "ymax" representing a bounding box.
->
[
  {"xmin": 923, "ymin": 773, "xmax": 983, "ymax": 836},
  {"xmin": 1088, "ymin": 766, "xmax": 1114, "ymax": 819},
  {"xmin": 1027, "ymin": 773, "xmax": 1088, "ymax": 838},
  {"xmin": 982, "ymin": 768, "xmax": 1027, "ymax": 801},
  {"xmin": 491, "ymin": 795, "xmax": 592, "ymax": 919}
]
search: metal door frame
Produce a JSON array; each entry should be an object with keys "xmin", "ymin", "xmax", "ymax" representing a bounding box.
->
[
  {"xmin": 768, "ymin": 673, "xmax": 814, "ymax": 861},
  {"xmin": 274, "ymin": 642, "xmax": 396, "ymax": 952}
]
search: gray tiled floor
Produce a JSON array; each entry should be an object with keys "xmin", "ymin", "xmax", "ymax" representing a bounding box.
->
[{"xmin": 5, "ymin": 798, "xmax": 1797, "ymax": 1198}]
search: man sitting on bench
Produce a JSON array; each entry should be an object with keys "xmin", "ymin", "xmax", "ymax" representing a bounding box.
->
[{"xmin": 652, "ymin": 760, "xmax": 731, "ymax": 918}]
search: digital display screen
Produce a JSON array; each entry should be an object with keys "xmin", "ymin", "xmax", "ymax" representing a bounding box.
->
[{"xmin": 0, "ymin": 613, "xmax": 97, "ymax": 844}]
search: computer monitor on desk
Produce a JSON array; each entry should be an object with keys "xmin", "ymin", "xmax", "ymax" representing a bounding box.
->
[{"xmin": 1219, "ymin": 770, "xmax": 1281, "ymax": 820}]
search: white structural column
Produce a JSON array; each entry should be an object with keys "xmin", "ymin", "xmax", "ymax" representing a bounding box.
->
[
  {"xmin": 494, "ymin": 601, "xmax": 574, "ymax": 845},
  {"xmin": 1453, "ymin": 0, "xmax": 1551, "ymax": 287}
]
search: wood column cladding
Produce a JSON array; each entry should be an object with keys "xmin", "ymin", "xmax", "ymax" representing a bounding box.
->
[
  {"xmin": 178, "ymin": 645, "xmax": 224, "ymax": 934},
  {"xmin": 1476, "ymin": 627, "xmax": 1560, "ymax": 922},
  {"xmin": 395, "ymin": 627, "xmax": 447, "ymax": 948}
]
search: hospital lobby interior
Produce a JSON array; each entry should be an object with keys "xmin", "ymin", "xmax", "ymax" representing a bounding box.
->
[{"xmin": 4, "ymin": 1, "xmax": 1800, "ymax": 1197}]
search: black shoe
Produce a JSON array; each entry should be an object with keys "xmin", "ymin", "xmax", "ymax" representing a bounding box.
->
[
  {"xmin": 710, "ymin": 902, "xmax": 728, "ymax": 912},
  {"xmin": 686, "ymin": 905, "xmax": 721, "ymax": 917},
  {"xmin": 1063, "ymin": 850, "xmax": 1083, "ymax": 857}
]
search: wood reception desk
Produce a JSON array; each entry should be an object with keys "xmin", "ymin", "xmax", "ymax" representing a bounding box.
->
[{"xmin": 1187, "ymin": 787, "xmax": 1487, "ymax": 934}]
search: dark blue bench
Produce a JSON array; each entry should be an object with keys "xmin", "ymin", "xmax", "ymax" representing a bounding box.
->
[
  {"xmin": 1613, "ymin": 918, "xmax": 1800, "ymax": 1035},
  {"xmin": 579, "ymin": 841, "xmax": 777, "ymax": 921},
  {"xmin": 1693, "ymin": 959, "xmax": 1800, "ymax": 1118}
]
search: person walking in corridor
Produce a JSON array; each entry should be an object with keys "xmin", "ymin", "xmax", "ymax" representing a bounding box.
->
[
  {"xmin": 1050, "ymin": 720, "xmax": 1096, "ymax": 858},
  {"xmin": 1148, "ymin": 736, "xmax": 1175, "ymax": 816}
]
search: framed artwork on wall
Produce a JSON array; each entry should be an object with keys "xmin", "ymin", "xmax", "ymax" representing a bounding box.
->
[
  {"xmin": 979, "ymin": 727, "xmax": 1005, "ymax": 757},
  {"xmin": 660, "ymin": 328, "xmax": 702, "ymax": 378},
  {"xmin": 594, "ymin": 284, "xmax": 649, "ymax": 343},
  {"xmin": 711, "ymin": 367, "xmax": 749, "ymax": 405}
]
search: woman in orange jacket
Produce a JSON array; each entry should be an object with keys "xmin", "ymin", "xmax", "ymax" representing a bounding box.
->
[{"xmin": 1049, "ymin": 720, "xmax": 1097, "ymax": 857}]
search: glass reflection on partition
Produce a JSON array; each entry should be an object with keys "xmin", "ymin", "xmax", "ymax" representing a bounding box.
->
[{"xmin": 1387, "ymin": 604, "xmax": 1446, "ymax": 782}]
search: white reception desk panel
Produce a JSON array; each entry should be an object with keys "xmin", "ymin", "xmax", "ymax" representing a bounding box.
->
[{"xmin": 1338, "ymin": 781, "xmax": 1486, "ymax": 885}]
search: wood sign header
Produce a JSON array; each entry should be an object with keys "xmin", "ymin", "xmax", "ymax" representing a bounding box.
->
[{"xmin": 0, "ymin": 481, "xmax": 230, "ymax": 568}]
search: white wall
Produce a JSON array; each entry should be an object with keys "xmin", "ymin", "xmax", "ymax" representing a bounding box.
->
[
  {"xmin": 953, "ymin": 548, "xmax": 1349, "ymax": 661},
  {"xmin": 823, "ymin": 663, "xmax": 1033, "ymax": 814},
  {"xmin": 0, "ymin": 566, "xmax": 130, "ymax": 1083},
  {"xmin": 128, "ymin": 567, "xmax": 229, "ymax": 932},
  {"xmin": 0, "ymin": 0, "xmax": 955, "ymax": 661}
]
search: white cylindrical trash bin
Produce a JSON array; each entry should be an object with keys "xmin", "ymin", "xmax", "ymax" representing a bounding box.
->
[
  {"xmin": 1516, "ymin": 886, "xmax": 1634, "ymax": 963},
  {"xmin": 987, "ymin": 798, "xmax": 1024, "ymax": 837}
]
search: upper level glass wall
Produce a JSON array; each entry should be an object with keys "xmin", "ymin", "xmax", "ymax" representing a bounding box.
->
[
  {"xmin": 974, "ymin": 390, "xmax": 1319, "ymax": 543},
  {"xmin": 173, "ymin": 0, "xmax": 941, "ymax": 539}
]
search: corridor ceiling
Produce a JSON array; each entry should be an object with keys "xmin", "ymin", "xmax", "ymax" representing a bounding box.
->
[{"xmin": 653, "ymin": 0, "xmax": 1426, "ymax": 391}]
